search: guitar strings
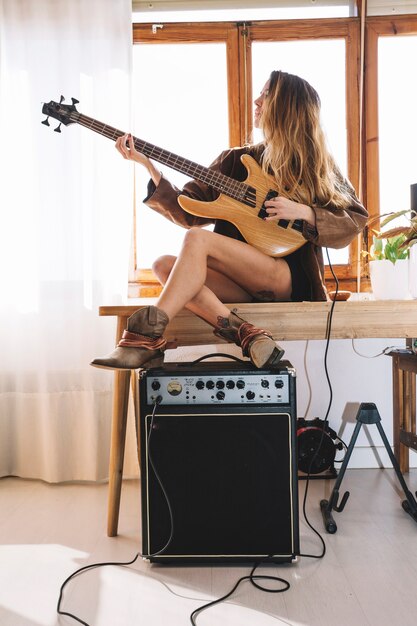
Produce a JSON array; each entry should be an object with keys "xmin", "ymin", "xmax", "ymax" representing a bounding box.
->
[
  {"xmin": 73, "ymin": 112, "xmax": 250, "ymax": 201},
  {"xmin": 73, "ymin": 111, "xmax": 257, "ymax": 205},
  {"xmin": 70, "ymin": 112, "xmax": 301, "ymax": 234}
]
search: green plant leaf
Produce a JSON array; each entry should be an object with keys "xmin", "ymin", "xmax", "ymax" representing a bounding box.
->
[{"xmin": 380, "ymin": 210, "xmax": 410, "ymax": 228}]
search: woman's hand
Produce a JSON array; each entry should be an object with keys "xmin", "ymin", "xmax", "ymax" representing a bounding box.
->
[
  {"xmin": 115, "ymin": 133, "xmax": 161, "ymax": 186},
  {"xmin": 264, "ymin": 196, "xmax": 316, "ymax": 227}
]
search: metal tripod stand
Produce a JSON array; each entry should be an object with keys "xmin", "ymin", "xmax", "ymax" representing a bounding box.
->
[{"xmin": 320, "ymin": 402, "xmax": 417, "ymax": 533}]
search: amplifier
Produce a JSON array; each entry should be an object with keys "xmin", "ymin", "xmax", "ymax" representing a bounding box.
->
[{"xmin": 139, "ymin": 359, "xmax": 299, "ymax": 564}]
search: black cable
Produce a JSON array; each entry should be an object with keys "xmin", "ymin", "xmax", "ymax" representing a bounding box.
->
[
  {"xmin": 297, "ymin": 247, "xmax": 338, "ymax": 559},
  {"xmin": 57, "ymin": 553, "xmax": 140, "ymax": 625},
  {"xmin": 145, "ymin": 397, "xmax": 175, "ymax": 557},
  {"xmin": 57, "ymin": 397, "xmax": 175, "ymax": 626},
  {"xmin": 333, "ymin": 434, "xmax": 349, "ymax": 463},
  {"xmin": 189, "ymin": 352, "xmax": 247, "ymax": 365},
  {"xmin": 190, "ymin": 557, "xmax": 290, "ymax": 626}
]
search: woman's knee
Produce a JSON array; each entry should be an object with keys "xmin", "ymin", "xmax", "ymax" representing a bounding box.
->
[
  {"xmin": 182, "ymin": 226, "xmax": 210, "ymax": 249},
  {"xmin": 152, "ymin": 255, "xmax": 176, "ymax": 282}
]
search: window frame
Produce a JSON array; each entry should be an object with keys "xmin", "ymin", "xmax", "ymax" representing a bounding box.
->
[
  {"xmin": 129, "ymin": 14, "xmax": 417, "ymax": 297},
  {"xmin": 364, "ymin": 14, "xmax": 417, "ymax": 225}
]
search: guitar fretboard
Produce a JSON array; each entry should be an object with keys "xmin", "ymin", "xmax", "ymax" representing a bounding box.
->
[{"xmin": 74, "ymin": 112, "xmax": 256, "ymax": 206}]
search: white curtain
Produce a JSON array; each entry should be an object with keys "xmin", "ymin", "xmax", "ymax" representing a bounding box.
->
[{"xmin": 0, "ymin": 0, "xmax": 138, "ymax": 482}]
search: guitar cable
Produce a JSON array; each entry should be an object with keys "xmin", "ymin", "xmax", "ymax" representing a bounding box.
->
[
  {"xmin": 56, "ymin": 397, "xmax": 173, "ymax": 626},
  {"xmin": 297, "ymin": 247, "xmax": 338, "ymax": 559}
]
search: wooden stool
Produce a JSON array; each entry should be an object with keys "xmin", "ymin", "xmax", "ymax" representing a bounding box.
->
[{"xmin": 388, "ymin": 349, "xmax": 417, "ymax": 474}]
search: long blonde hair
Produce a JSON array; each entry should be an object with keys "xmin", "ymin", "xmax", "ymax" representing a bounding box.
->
[{"xmin": 259, "ymin": 70, "xmax": 353, "ymax": 208}]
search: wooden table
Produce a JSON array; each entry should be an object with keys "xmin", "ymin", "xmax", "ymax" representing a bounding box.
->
[{"xmin": 99, "ymin": 300, "xmax": 417, "ymax": 536}]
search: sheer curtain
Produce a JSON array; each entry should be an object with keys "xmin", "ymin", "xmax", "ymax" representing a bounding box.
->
[{"xmin": 0, "ymin": 0, "xmax": 138, "ymax": 482}]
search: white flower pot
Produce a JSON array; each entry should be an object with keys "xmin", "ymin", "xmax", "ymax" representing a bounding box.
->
[{"xmin": 369, "ymin": 259, "xmax": 410, "ymax": 300}]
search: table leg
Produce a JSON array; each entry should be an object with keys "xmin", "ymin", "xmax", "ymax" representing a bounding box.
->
[
  {"xmin": 392, "ymin": 355, "xmax": 407, "ymax": 473},
  {"xmin": 107, "ymin": 314, "xmax": 130, "ymax": 537},
  {"xmin": 107, "ymin": 369, "xmax": 131, "ymax": 537},
  {"xmin": 401, "ymin": 369, "xmax": 414, "ymax": 474}
]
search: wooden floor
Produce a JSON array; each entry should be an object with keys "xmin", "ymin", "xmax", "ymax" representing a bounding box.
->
[{"xmin": 1, "ymin": 470, "xmax": 417, "ymax": 626}]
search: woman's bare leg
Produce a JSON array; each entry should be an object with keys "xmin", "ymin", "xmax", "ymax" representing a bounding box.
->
[
  {"xmin": 155, "ymin": 227, "xmax": 292, "ymax": 326},
  {"xmin": 153, "ymin": 255, "xmax": 255, "ymax": 323},
  {"xmin": 91, "ymin": 228, "xmax": 291, "ymax": 370}
]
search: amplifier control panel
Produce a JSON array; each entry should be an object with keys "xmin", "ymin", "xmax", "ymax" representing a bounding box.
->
[{"xmin": 144, "ymin": 369, "xmax": 293, "ymax": 405}]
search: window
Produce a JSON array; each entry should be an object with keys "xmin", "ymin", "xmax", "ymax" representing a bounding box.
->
[
  {"xmin": 364, "ymin": 15, "xmax": 417, "ymax": 227},
  {"xmin": 132, "ymin": 42, "xmax": 229, "ymax": 268},
  {"xmin": 379, "ymin": 35, "xmax": 417, "ymax": 215},
  {"xmin": 131, "ymin": 17, "xmax": 361, "ymax": 296}
]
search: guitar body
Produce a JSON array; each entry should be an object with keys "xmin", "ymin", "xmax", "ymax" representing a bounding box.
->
[{"xmin": 177, "ymin": 154, "xmax": 306, "ymax": 258}]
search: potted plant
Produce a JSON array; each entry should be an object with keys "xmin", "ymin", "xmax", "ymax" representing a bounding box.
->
[{"xmin": 363, "ymin": 210, "xmax": 417, "ymax": 300}]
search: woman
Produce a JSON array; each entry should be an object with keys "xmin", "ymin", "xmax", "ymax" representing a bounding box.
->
[{"xmin": 91, "ymin": 70, "xmax": 367, "ymax": 371}]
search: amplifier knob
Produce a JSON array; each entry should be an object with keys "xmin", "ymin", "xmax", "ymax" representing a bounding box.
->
[
  {"xmin": 216, "ymin": 390, "xmax": 225, "ymax": 401},
  {"xmin": 226, "ymin": 380, "xmax": 235, "ymax": 389},
  {"xmin": 236, "ymin": 379, "xmax": 245, "ymax": 389},
  {"xmin": 206, "ymin": 380, "xmax": 215, "ymax": 390},
  {"xmin": 195, "ymin": 380, "xmax": 205, "ymax": 390},
  {"xmin": 275, "ymin": 379, "xmax": 284, "ymax": 389},
  {"xmin": 216, "ymin": 380, "xmax": 225, "ymax": 389},
  {"xmin": 246, "ymin": 390, "xmax": 255, "ymax": 400},
  {"xmin": 151, "ymin": 380, "xmax": 161, "ymax": 391}
]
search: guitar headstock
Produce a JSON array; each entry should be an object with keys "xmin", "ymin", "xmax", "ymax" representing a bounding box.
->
[{"xmin": 41, "ymin": 96, "xmax": 79, "ymax": 133}]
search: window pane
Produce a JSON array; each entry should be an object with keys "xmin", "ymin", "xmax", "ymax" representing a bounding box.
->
[
  {"xmin": 378, "ymin": 36, "xmax": 417, "ymax": 218},
  {"xmin": 252, "ymin": 39, "xmax": 348, "ymax": 264},
  {"xmin": 133, "ymin": 43, "xmax": 228, "ymax": 267}
]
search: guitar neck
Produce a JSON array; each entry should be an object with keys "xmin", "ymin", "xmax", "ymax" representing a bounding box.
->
[{"xmin": 75, "ymin": 112, "xmax": 247, "ymax": 200}]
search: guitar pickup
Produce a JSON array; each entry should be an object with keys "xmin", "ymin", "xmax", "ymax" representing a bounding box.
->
[
  {"xmin": 291, "ymin": 220, "xmax": 304, "ymax": 233},
  {"xmin": 258, "ymin": 191, "xmax": 304, "ymax": 233},
  {"xmin": 278, "ymin": 218, "xmax": 290, "ymax": 228},
  {"xmin": 278, "ymin": 218, "xmax": 304, "ymax": 232},
  {"xmin": 258, "ymin": 190, "xmax": 279, "ymax": 219}
]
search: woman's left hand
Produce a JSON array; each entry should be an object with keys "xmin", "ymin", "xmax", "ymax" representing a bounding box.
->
[{"xmin": 264, "ymin": 196, "xmax": 316, "ymax": 227}]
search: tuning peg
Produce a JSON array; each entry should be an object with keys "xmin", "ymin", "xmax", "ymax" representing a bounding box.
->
[
  {"xmin": 54, "ymin": 123, "xmax": 62, "ymax": 133},
  {"xmin": 59, "ymin": 95, "xmax": 65, "ymax": 103},
  {"xmin": 41, "ymin": 116, "xmax": 50, "ymax": 126},
  {"xmin": 71, "ymin": 97, "xmax": 79, "ymax": 105}
]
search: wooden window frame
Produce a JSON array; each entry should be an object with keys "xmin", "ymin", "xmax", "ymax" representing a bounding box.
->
[
  {"xmin": 364, "ymin": 14, "xmax": 417, "ymax": 225},
  {"xmin": 130, "ymin": 22, "xmax": 242, "ymax": 296},
  {"xmin": 130, "ymin": 14, "xmax": 417, "ymax": 297}
]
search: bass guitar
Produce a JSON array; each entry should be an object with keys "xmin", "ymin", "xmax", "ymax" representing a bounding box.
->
[{"xmin": 42, "ymin": 97, "xmax": 306, "ymax": 257}]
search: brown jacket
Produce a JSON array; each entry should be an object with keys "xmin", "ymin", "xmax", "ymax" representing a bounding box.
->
[{"xmin": 144, "ymin": 145, "xmax": 368, "ymax": 301}]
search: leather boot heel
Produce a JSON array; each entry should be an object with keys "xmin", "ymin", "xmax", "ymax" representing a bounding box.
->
[
  {"xmin": 146, "ymin": 355, "xmax": 165, "ymax": 368},
  {"xmin": 90, "ymin": 306, "xmax": 169, "ymax": 371},
  {"xmin": 214, "ymin": 309, "xmax": 284, "ymax": 369}
]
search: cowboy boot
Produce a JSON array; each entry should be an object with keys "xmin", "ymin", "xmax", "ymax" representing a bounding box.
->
[
  {"xmin": 90, "ymin": 305, "xmax": 169, "ymax": 370},
  {"xmin": 214, "ymin": 310, "xmax": 284, "ymax": 368}
]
